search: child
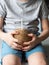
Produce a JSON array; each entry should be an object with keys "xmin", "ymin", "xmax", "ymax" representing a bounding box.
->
[{"xmin": 0, "ymin": 0, "xmax": 49, "ymax": 65}]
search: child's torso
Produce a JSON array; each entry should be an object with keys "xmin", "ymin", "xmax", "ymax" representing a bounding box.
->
[{"xmin": 3, "ymin": 0, "xmax": 42, "ymax": 33}]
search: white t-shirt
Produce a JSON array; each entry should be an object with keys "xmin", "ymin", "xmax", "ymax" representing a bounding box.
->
[{"xmin": 0, "ymin": 0, "xmax": 48, "ymax": 33}]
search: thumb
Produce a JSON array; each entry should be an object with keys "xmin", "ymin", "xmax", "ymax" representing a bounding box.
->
[
  {"xmin": 9, "ymin": 30, "xmax": 19, "ymax": 35},
  {"xmin": 28, "ymin": 33, "xmax": 34, "ymax": 37}
]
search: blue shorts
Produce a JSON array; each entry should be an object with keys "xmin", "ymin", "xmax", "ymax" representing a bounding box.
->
[{"xmin": 1, "ymin": 40, "xmax": 45, "ymax": 62}]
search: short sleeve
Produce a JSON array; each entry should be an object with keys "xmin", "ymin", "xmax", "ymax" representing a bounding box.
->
[
  {"xmin": 40, "ymin": 0, "xmax": 49, "ymax": 19},
  {"xmin": 0, "ymin": 0, "xmax": 6, "ymax": 18}
]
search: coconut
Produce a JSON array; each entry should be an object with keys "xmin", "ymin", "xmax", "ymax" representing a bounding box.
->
[{"xmin": 13, "ymin": 28, "xmax": 32, "ymax": 45}]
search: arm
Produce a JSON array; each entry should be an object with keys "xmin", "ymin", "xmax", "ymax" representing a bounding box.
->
[
  {"xmin": 38, "ymin": 0, "xmax": 49, "ymax": 41},
  {"xmin": 0, "ymin": 17, "xmax": 5, "ymax": 39},
  {"xmin": 22, "ymin": 18, "xmax": 49, "ymax": 51},
  {"xmin": 22, "ymin": 0, "xmax": 49, "ymax": 51},
  {"xmin": 0, "ymin": 17, "xmax": 22, "ymax": 50},
  {"xmin": 35, "ymin": 19, "xmax": 49, "ymax": 44}
]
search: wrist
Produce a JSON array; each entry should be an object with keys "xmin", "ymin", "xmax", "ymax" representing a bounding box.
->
[
  {"xmin": 34, "ymin": 36, "xmax": 40, "ymax": 44},
  {"xmin": 0, "ymin": 30, "xmax": 6, "ymax": 40}
]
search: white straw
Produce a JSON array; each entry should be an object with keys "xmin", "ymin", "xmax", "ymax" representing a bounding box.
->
[{"xmin": 21, "ymin": 19, "xmax": 23, "ymax": 29}]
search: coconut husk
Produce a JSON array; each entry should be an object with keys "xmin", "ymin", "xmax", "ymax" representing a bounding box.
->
[{"xmin": 13, "ymin": 28, "xmax": 32, "ymax": 45}]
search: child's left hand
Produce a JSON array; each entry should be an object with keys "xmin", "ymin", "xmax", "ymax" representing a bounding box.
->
[{"xmin": 22, "ymin": 33, "xmax": 39, "ymax": 51}]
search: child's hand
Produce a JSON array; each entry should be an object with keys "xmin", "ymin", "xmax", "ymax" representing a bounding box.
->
[
  {"xmin": 22, "ymin": 33, "xmax": 39, "ymax": 51},
  {"xmin": 2, "ymin": 30, "xmax": 22, "ymax": 50}
]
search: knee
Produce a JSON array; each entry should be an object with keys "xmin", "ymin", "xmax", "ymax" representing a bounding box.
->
[
  {"xmin": 2, "ymin": 55, "xmax": 21, "ymax": 65},
  {"xmin": 3, "ymin": 57, "xmax": 18, "ymax": 65},
  {"xmin": 28, "ymin": 58, "xmax": 47, "ymax": 65},
  {"xmin": 35, "ymin": 59, "xmax": 47, "ymax": 65}
]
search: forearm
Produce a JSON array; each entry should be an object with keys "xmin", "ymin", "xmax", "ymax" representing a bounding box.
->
[
  {"xmin": 37, "ymin": 30, "xmax": 49, "ymax": 43},
  {"xmin": 0, "ymin": 17, "xmax": 5, "ymax": 40},
  {"xmin": 0, "ymin": 29, "xmax": 5, "ymax": 40},
  {"xmin": 36, "ymin": 19, "xmax": 49, "ymax": 44}
]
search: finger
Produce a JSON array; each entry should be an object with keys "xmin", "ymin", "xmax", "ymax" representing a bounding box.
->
[
  {"xmin": 28, "ymin": 33, "xmax": 34, "ymax": 37},
  {"xmin": 9, "ymin": 30, "xmax": 19, "ymax": 35},
  {"xmin": 13, "ymin": 38, "xmax": 22, "ymax": 45},
  {"xmin": 23, "ymin": 39, "xmax": 35, "ymax": 46},
  {"xmin": 13, "ymin": 43, "xmax": 22, "ymax": 48},
  {"xmin": 31, "ymin": 35, "xmax": 37, "ymax": 41},
  {"xmin": 23, "ymin": 42, "xmax": 30, "ymax": 46},
  {"xmin": 22, "ymin": 45, "xmax": 31, "ymax": 51},
  {"xmin": 8, "ymin": 31, "xmax": 16, "ymax": 34},
  {"xmin": 13, "ymin": 38, "xmax": 18, "ymax": 42},
  {"xmin": 15, "ymin": 30, "xmax": 20, "ymax": 34},
  {"xmin": 12, "ymin": 46, "xmax": 22, "ymax": 50},
  {"xmin": 11, "ymin": 44, "xmax": 22, "ymax": 50}
]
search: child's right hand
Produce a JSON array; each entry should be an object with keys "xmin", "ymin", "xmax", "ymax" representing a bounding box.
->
[{"xmin": 2, "ymin": 30, "xmax": 22, "ymax": 50}]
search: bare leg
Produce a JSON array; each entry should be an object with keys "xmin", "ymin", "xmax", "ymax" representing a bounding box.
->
[
  {"xmin": 2, "ymin": 54, "xmax": 21, "ymax": 65},
  {"xmin": 27, "ymin": 52, "xmax": 47, "ymax": 65}
]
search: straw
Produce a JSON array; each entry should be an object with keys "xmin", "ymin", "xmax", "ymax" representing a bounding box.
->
[{"xmin": 21, "ymin": 19, "xmax": 23, "ymax": 29}]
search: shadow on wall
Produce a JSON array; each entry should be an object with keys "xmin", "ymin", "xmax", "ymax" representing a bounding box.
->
[
  {"xmin": 42, "ymin": 37, "xmax": 49, "ymax": 65},
  {"xmin": 45, "ymin": 0, "xmax": 49, "ymax": 9},
  {"xmin": 43, "ymin": 45, "xmax": 49, "ymax": 65}
]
